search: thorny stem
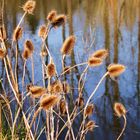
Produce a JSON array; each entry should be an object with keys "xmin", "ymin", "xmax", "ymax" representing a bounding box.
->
[
  {"xmin": 117, "ymin": 115, "xmax": 127, "ymax": 140},
  {"xmin": 22, "ymin": 60, "xmax": 26, "ymax": 89}
]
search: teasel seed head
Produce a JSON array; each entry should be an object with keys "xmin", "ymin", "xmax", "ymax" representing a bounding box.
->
[
  {"xmin": 62, "ymin": 81, "xmax": 70, "ymax": 94},
  {"xmin": 51, "ymin": 14, "xmax": 66, "ymax": 28},
  {"xmin": 23, "ymin": 0, "xmax": 36, "ymax": 14},
  {"xmin": 114, "ymin": 102, "xmax": 126, "ymax": 118},
  {"xmin": 48, "ymin": 81, "xmax": 63, "ymax": 94},
  {"xmin": 88, "ymin": 57, "xmax": 102, "ymax": 67},
  {"xmin": 107, "ymin": 64, "xmax": 126, "ymax": 77},
  {"xmin": 61, "ymin": 35, "xmax": 76, "ymax": 55},
  {"xmin": 85, "ymin": 104, "xmax": 94, "ymax": 117},
  {"xmin": 22, "ymin": 49, "xmax": 31, "ymax": 60},
  {"xmin": 85, "ymin": 120, "xmax": 96, "ymax": 131},
  {"xmin": 28, "ymin": 85, "xmax": 47, "ymax": 98},
  {"xmin": 59, "ymin": 99, "xmax": 66, "ymax": 116},
  {"xmin": 47, "ymin": 10, "xmax": 57, "ymax": 22},
  {"xmin": 38, "ymin": 25, "xmax": 47, "ymax": 39},
  {"xmin": 46, "ymin": 63, "xmax": 56, "ymax": 78},
  {"xmin": 13, "ymin": 27, "xmax": 23, "ymax": 42},
  {"xmin": 24, "ymin": 40, "xmax": 34, "ymax": 53},
  {"xmin": 40, "ymin": 95, "xmax": 60, "ymax": 110},
  {"xmin": 92, "ymin": 49, "xmax": 108, "ymax": 59},
  {"xmin": 75, "ymin": 97, "xmax": 84, "ymax": 108},
  {"xmin": 0, "ymin": 26, "xmax": 6, "ymax": 41},
  {"xmin": 0, "ymin": 48, "xmax": 7, "ymax": 59}
]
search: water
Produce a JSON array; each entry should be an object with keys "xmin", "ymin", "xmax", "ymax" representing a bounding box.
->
[{"xmin": 1, "ymin": 0, "xmax": 140, "ymax": 139}]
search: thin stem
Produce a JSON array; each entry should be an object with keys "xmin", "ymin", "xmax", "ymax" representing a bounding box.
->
[
  {"xmin": 60, "ymin": 62, "xmax": 88, "ymax": 77},
  {"xmin": 14, "ymin": 42, "xmax": 18, "ymax": 84},
  {"xmin": 117, "ymin": 115, "xmax": 127, "ymax": 140},
  {"xmin": 31, "ymin": 55, "xmax": 34, "ymax": 84},
  {"xmin": 22, "ymin": 60, "xmax": 26, "ymax": 88}
]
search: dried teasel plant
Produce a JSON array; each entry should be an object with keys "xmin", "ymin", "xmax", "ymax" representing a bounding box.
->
[
  {"xmin": 59, "ymin": 99, "xmax": 66, "ymax": 116},
  {"xmin": 38, "ymin": 25, "xmax": 47, "ymax": 39},
  {"xmin": 85, "ymin": 104, "xmax": 94, "ymax": 117},
  {"xmin": 85, "ymin": 120, "xmax": 96, "ymax": 132},
  {"xmin": 0, "ymin": 48, "xmax": 7, "ymax": 59},
  {"xmin": 40, "ymin": 95, "xmax": 60, "ymax": 110},
  {"xmin": 91, "ymin": 49, "xmax": 108, "ymax": 59},
  {"xmin": 88, "ymin": 57, "xmax": 103, "ymax": 67},
  {"xmin": 24, "ymin": 40, "xmax": 34, "ymax": 53},
  {"xmin": 75, "ymin": 97, "xmax": 84, "ymax": 108},
  {"xmin": 23, "ymin": 0, "xmax": 36, "ymax": 14},
  {"xmin": 48, "ymin": 81, "xmax": 63, "ymax": 94},
  {"xmin": 13, "ymin": 27, "xmax": 23, "ymax": 42},
  {"xmin": 61, "ymin": 35, "xmax": 76, "ymax": 55},
  {"xmin": 47, "ymin": 10, "xmax": 57, "ymax": 22},
  {"xmin": 27, "ymin": 85, "xmax": 47, "ymax": 98},
  {"xmin": 114, "ymin": 102, "xmax": 127, "ymax": 140},
  {"xmin": 107, "ymin": 64, "xmax": 126, "ymax": 77},
  {"xmin": 46, "ymin": 63, "xmax": 56, "ymax": 78},
  {"xmin": 51, "ymin": 14, "xmax": 66, "ymax": 28}
]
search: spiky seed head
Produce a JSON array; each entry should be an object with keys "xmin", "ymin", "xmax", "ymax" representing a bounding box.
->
[
  {"xmin": 85, "ymin": 120, "xmax": 96, "ymax": 131},
  {"xmin": 23, "ymin": 0, "xmax": 36, "ymax": 14},
  {"xmin": 75, "ymin": 97, "xmax": 84, "ymax": 108},
  {"xmin": 59, "ymin": 99, "xmax": 66, "ymax": 116},
  {"xmin": 24, "ymin": 40, "xmax": 34, "ymax": 53},
  {"xmin": 40, "ymin": 95, "xmax": 60, "ymax": 110},
  {"xmin": 48, "ymin": 81, "xmax": 63, "ymax": 94},
  {"xmin": 51, "ymin": 14, "xmax": 66, "ymax": 28},
  {"xmin": 114, "ymin": 102, "xmax": 126, "ymax": 117},
  {"xmin": 28, "ymin": 85, "xmax": 47, "ymax": 98},
  {"xmin": 88, "ymin": 57, "xmax": 102, "ymax": 67},
  {"xmin": 47, "ymin": 10, "xmax": 57, "ymax": 22},
  {"xmin": 38, "ymin": 25, "xmax": 47, "ymax": 39},
  {"xmin": 0, "ymin": 48, "xmax": 7, "ymax": 59},
  {"xmin": 61, "ymin": 35, "xmax": 76, "ymax": 55},
  {"xmin": 92, "ymin": 49, "xmax": 108, "ymax": 59},
  {"xmin": 22, "ymin": 49, "xmax": 31, "ymax": 60},
  {"xmin": 46, "ymin": 63, "xmax": 56, "ymax": 78},
  {"xmin": 107, "ymin": 64, "xmax": 126, "ymax": 77},
  {"xmin": 85, "ymin": 104, "xmax": 94, "ymax": 117},
  {"xmin": 62, "ymin": 81, "xmax": 70, "ymax": 94},
  {"xmin": 0, "ymin": 26, "xmax": 6, "ymax": 41},
  {"xmin": 13, "ymin": 27, "xmax": 23, "ymax": 41}
]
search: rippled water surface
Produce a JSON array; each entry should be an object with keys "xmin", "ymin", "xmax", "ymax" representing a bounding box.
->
[{"xmin": 1, "ymin": 0, "xmax": 140, "ymax": 139}]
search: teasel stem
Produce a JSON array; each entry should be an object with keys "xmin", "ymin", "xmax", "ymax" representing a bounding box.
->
[
  {"xmin": 79, "ymin": 72, "xmax": 109, "ymax": 139},
  {"xmin": 22, "ymin": 60, "xmax": 26, "ymax": 88},
  {"xmin": 78, "ymin": 65, "xmax": 89, "ymax": 97},
  {"xmin": 62, "ymin": 55, "xmax": 65, "ymax": 71},
  {"xmin": 12, "ymin": 107, "xmax": 20, "ymax": 139},
  {"xmin": 117, "ymin": 115, "xmax": 127, "ymax": 140},
  {"xmin": 1, "ymin": 41, "xmax": 18, "ymax": 93},
  {"xmin": 14, "ymin": 42, "xmax": 18, "ymax": 85},
  {"xmin": 65, "ymin": 102, "xmax": 76, "ymax": 140},
  {"xmin": 60, "ymin": 62, "xmax": 88, "ymax": 77},
  {"xmin": 29, "ymin": 107, "xmax": 42, "ymax": 130},
  {"xmin": 0, "ymin": 46, "xmax": 34, "ymax": 139},
  {"xmin": 84, "ymin": 72, "xmax": 109, "ymax": 115},
  {"xmin": 12, "ymin": 12, "xmax": 27, "ymax": 45},
  {"xmin": 41, "ymin": 56, "xmax": 45, "ymax": 87},
  {"xmin": 31, "ymin": 55, "xmax": 34, "ymax": 84}
]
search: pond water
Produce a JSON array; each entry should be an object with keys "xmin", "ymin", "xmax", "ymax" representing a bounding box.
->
[{"xmin": 1, "ymin": 0, "xmax": 140, "ymax": 139}]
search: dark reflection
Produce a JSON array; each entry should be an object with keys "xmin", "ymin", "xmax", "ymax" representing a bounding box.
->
[{"xmin": 1, "ymin": 0, "xmax": 140, "ymax": 139}]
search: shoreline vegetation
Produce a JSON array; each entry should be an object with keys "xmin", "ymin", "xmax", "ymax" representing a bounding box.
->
[{"xmin": 0, "ymin": 0, "xmax": 129, "ymax": 140}]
